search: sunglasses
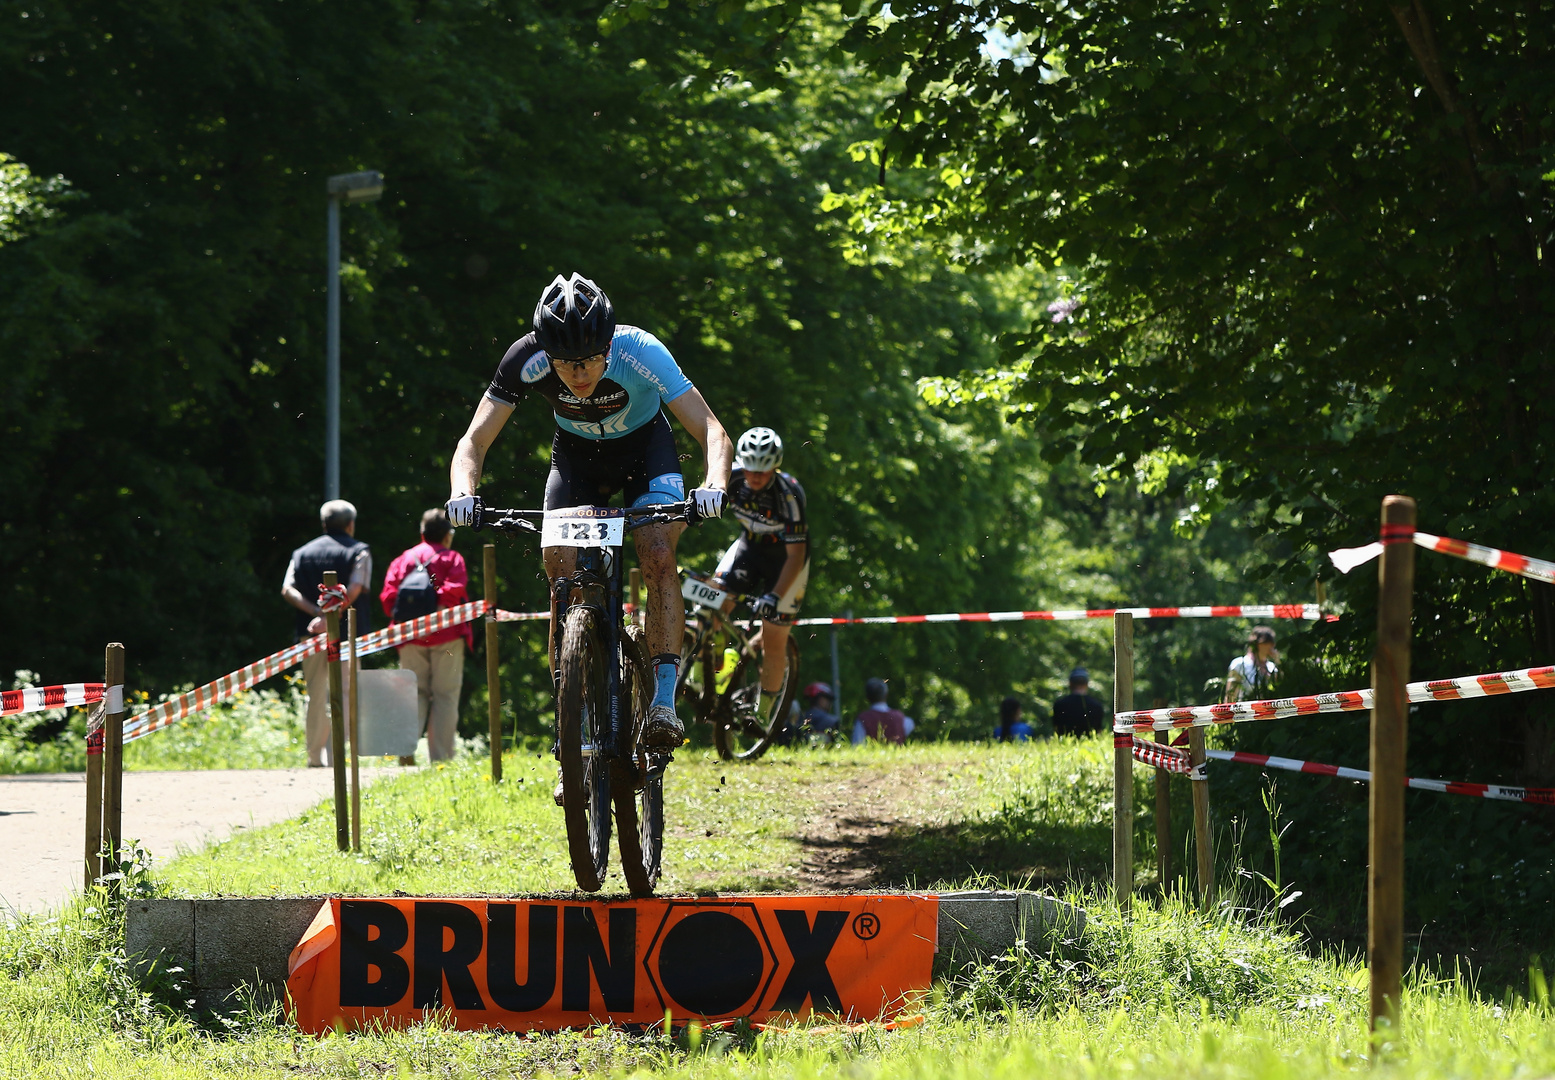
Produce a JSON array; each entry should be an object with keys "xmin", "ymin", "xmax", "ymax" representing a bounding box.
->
[{"xmin": 555, "ymin": 352, "xmax": 608, "ymax": 371}]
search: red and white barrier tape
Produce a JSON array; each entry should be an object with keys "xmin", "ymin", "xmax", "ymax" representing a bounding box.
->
[
  {"xmin": 483, "ymin": 604, "xmax": 1322, "ymax": 626},
  {"xmin": 317, "ymin": 582, "xmax": 350, "ymax": 613},
  {"xmin": 1330, "ymin": 530, "xmax": 1555, "ymax": 586},
  {"xmin": 122, "ymin": 638, "xmax": 324, "ymax": 742},
  {"xmin": 1119, "ymin": 734, "xmax": 1204, "ymax": 778},
  {"xmin": 493, "ymin": 609, "xmax": 552, "ymax": 622},
  {"xmin": 793, "ymin": 604, "xmax": 1322, "ymax": 627},
  {"xmin": 1114, "ymin": 664, "xmax": 1555, "ymax": 733},
  {"xmin": 356, "ymin": 600, "xmax": 489, "ymax": 655},
  {"xmin": 1204, "ymin": 748, "xmax": 1555, "ymax": 806},
  {"xmin": 1, "ymin": 683, "xmax": 106, "ymax": 717},
  {"xmin": 123, "ymin": 601, "xmax": 491, "ymax": 742}
]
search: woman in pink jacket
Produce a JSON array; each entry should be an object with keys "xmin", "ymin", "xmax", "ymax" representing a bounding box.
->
[{"xmin": 379, "ymin": 509, "xmax": 474, "ymax": 762}]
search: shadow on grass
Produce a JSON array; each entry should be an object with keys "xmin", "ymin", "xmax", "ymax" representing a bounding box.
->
[{"xmin": 794, "ymin": 797, "xmax": 1113, "ymax": 892}]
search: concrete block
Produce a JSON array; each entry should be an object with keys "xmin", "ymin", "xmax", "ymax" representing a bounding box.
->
[
  {"xmin": 193, "ymin": 897, "xmax": 325, "ymax": 1006},
  {"xmin": 934, "ymin": 890, "xmax": 1085, "ymax": 975},
  {"xmin": 124, "ymin": 898, "xmax": 194, "ymax": 980},
  {"xmin": 127, "ymin": 891, "xmax": 1085, "ymax": 1007}
]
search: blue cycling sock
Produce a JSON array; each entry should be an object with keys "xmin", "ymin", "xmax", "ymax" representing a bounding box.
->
[{"xmin": 652, "ymin": 655, "xmax": 679, "ymax": 710}]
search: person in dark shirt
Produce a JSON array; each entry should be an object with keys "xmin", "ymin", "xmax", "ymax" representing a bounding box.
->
[
  {"xmin": 281, "ymin": 500, "xmax": 372, "ymax": 767},
  {"xmin": 1051, "ymin": 668, "xmax": 1105, "ymax": 737}
]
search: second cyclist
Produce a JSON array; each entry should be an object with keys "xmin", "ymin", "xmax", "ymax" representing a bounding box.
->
[{"xmin": 712, "ymin": 426, "xmax": 810, "ymax": 724}]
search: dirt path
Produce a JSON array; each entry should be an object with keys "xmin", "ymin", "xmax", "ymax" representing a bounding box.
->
[
  {"xmin": 789, "ymin": 763, "xmax": 942, "ymax": 891},
  {"xmin": 0, "ymin": 767, "xmax": 387, "ymax": 916}
]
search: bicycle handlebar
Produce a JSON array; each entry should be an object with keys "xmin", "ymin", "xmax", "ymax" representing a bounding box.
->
[{"xmin": 475, "ymin": 500, "xmax": 700, "ymax": 534}]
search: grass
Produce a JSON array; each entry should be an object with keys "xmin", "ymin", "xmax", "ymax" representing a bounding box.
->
[
  {"xmin": 152, "ymin": 738, "xmax": 1134, "ymax": 897},
  {"xmin": 3, "ymin": 884, "xmax": 1553, "ymax": 1079},
  {"xmin": 1, "ymin": 679, "xmax": 312, "ymax": 774},
  {"xmin": 5, "ymin": 739, "xmax": 1555, "ymax": 1077}
]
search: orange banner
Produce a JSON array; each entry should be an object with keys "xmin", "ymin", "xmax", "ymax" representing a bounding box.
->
[{"xmin": 286, "ymin": 894, "xmax": 938, "ymax": 1034}]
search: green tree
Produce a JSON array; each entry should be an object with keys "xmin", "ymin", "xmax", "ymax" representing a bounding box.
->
[
  {"xmin": 609, "ymin": 0, "xmax": 1555, "ymax": 958},
  {"xmin": 0, "ymin": 0, "xmax": 1077, "ymax": 741}
]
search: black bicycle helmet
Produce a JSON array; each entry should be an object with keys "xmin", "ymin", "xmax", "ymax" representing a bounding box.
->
[{"xmin": 532, "ymin": 272, "xmax": 616, "ymax": 360}]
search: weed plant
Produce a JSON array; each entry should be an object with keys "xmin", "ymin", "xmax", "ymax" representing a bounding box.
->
[
  {"xmin": 946, "ymin": 891, "xmax": 1358, "ymax": 1020},
  {"xmin": 0, "ymin": 676, "xmax": 313, "ymax": 774},
  {"xmin": 6, "ymin": 741, "xmax": 1555, "ymax": 1076},
  {"xmin": 5, "ymin": 889, "xmax": 1555, "ymax": 1078}
]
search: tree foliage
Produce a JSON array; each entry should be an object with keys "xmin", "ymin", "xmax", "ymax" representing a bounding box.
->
[
  {"xmin": 0, "ymin": 0, "xmax": 1238, "ymax": 737},
  {"xmin": 605, "ymin": 0, "xmax": 1555, "ymax": 952}
]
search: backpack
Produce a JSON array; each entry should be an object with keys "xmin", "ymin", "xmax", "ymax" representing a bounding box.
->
[{"xmin": 392, "ymin": 560, "xmax": 440, "ymax": 622}]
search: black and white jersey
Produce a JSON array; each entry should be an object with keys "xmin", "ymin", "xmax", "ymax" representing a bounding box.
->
[{"xmin": 728, "ymin": 469, "xmax": 808, "ymax": 545}]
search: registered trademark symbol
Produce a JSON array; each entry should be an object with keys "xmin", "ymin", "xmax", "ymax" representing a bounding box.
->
[{"xmin": 851, "ymin": 912, "xmax": 880, "ymax": 941}]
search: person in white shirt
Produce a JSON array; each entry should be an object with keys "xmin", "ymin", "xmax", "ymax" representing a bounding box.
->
[{"xmin": 1224, "ymin": 625, "xmax": 1279, "ymax": 702}]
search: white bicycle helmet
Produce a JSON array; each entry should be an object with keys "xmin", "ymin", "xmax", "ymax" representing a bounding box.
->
[{"xmin": 735, "ymin": 427, "xmax": 784, "ymax": 471}]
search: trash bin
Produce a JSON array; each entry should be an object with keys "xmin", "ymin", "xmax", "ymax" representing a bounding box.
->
[{"xmin": 354, "ymin": 669, "xmax": 420, "ymax": 757}]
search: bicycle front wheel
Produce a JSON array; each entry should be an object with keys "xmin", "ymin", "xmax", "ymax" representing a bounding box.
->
[
  {"xmin": 713, "ymin": 635, "xmax": 800, "ymax": 762},
  {"xmin": 557, "ymin": 605, "xmax": 611, "ymax": 891}
]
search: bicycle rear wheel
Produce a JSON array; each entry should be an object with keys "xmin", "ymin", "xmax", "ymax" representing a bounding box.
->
[
  {"xmin": 713, "ymin": 635, "xmax": 800, "ymax": 762},
  {"xmin": 558, "ymin": 605, "xmax": 611, "ymax": 891},
  {"xmin": 614, "ymin": 625, "xmax": 665, "ymax": 897}
]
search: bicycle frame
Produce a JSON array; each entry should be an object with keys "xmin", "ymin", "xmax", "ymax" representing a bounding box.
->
[
  {"xmin": 550, "ymin": 544, "xmax": 628, "ymax": 758},
  {"xmin": 480, "ymin": 501, "xmax": 692, "ymax": 765}
]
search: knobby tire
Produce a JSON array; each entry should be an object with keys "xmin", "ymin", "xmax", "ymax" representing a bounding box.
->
[
  {"xmin": 558, "ymin": 606, "xmax": 610, "ymax": 891},
  {"xmin": 613, "ymin": 625, "xmax": 664, "ymax": 897}
]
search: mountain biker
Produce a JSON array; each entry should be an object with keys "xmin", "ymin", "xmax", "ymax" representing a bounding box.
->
[
  {"xmin": 446, "ymin": 273, "xmax": 732, "ymax": 748},
  {"xmin": 710, "ymin": 426, "xmax": 809, "ymax": 723}
]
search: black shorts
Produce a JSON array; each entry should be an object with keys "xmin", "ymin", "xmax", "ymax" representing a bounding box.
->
[
  {"xmin": 714, "ymin": 535, "xmax": 809, "ymax": 624},
  {"xmin": 544, "ymin": 412, "xmax": 685, "ymax": 511}
]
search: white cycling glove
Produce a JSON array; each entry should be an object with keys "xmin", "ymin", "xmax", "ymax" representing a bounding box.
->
[
  {"xmin": 751, "ymin": 592, "xmax": 781, "ymax": 619},
  {"xmin": 447, "ymin": 493, "xmax": 482, "ymax": 528},
  {"xmin": 691, "ymin": 487, "xmax": 726, "ymax": 521}
]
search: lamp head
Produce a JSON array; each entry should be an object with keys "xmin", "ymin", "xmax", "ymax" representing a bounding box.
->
[{"xmin": 327, "ymin": 170, "xmax": 385, "ymax": 204}]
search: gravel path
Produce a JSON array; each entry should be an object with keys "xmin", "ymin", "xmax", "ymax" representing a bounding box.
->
[{"xmin": 0, "ymin": 768, "xmax": 389, "ymax": 916}]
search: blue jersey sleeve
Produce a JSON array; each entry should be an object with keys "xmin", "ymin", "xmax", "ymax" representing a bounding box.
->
[{"xmin": 615, "ymin": 326, "xmax": 693, "ymax": 404}]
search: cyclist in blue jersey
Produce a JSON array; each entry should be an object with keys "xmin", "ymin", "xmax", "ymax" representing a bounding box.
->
[{"xmin": 448, "ymin": 273, "xmax": 732, "ymax": 747}]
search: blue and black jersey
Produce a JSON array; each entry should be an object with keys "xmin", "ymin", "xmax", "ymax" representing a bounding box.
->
[{"xmin": 486, "ymin": 326, "xmax": 693, "ymax": 440}]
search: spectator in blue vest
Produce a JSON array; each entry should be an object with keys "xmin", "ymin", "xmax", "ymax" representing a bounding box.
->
[{"xmin": 281, "ymin": 500, "xmax": 373, "ymax": 767}]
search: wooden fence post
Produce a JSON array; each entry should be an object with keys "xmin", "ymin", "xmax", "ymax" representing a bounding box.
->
[
  {"xmin": 323, "ymin": 570, "xmax": 350, "ymax": 852},
  {"xmin": 348, "ymin": 607, "xmax": 362, "ymax": 853},
  {"xmin": 102, "ymin": 643, "xmax": 125, "ymax": 891},
  {"xmin": 1113, "ymin": 612, "xmax": 1134, "ymax": 914},
  {"xmin": 1370, "ymin": 494, "xmax": 1416, "ymax": 1041},
  {"xmin": 485, "ymin": 544, "xmax": 503, "ymax": 783},
  {"xmin": 83, "ymin": 650, "xmax": 113, "ymax": 891},
  {"xmin": 83, "ymin": 731, "xmax": 103, "ymax": 891},
  {"xmin": 1188, "ymin": 728, "xmax": 1215, "ymax": 907},
  {"xmin": 1154, "ymin": 726, "xmax": 1172, "ymax": 891}
]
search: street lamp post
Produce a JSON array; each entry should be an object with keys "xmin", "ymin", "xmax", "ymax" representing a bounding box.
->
[{"xmin": 324, "ymin": 170, "xmax": 385, "ymax": 501}]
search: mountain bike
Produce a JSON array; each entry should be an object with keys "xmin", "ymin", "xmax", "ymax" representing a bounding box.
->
[
  {"xmin": 676, "ymin": 568, "xmax": 799, "ymax": 762},
  {"xmin": 478, "ymin": 500, "xmax": 698, "ymax": 896}
]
